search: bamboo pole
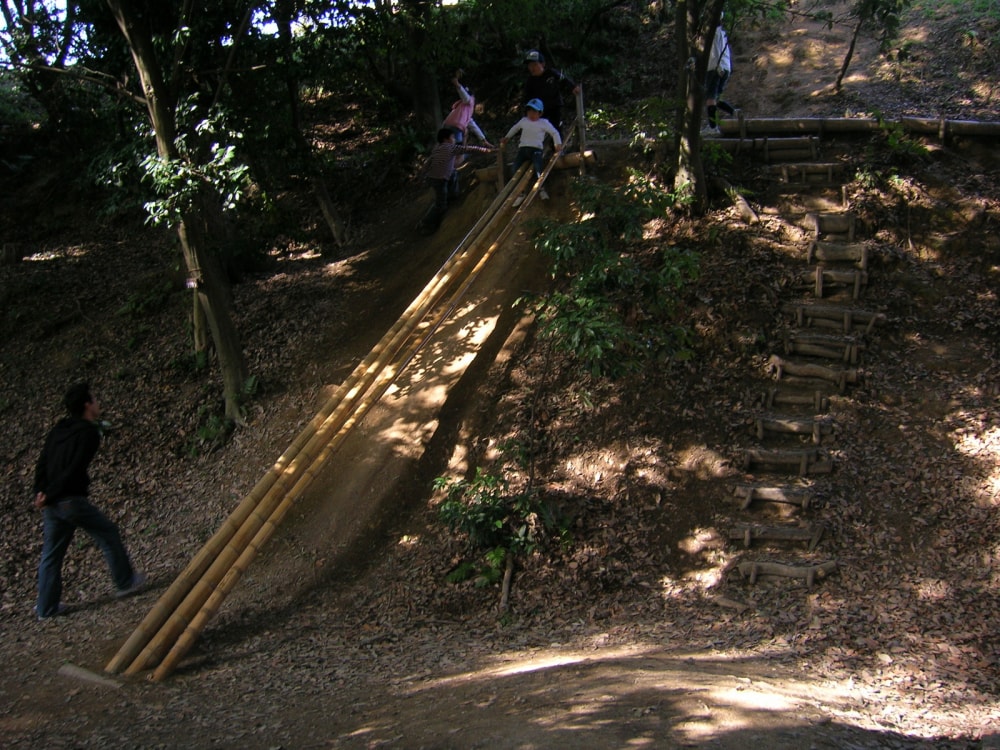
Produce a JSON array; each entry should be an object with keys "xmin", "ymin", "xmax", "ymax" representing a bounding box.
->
[
  {"xmin": 105, "ymin": 375, "xmax": 362, "ymax": 674},
  {"xmin": 110, "ymin": 171, "xmax": 527, "ymax": 676},
  {"xmin": 728, "ymin": 116, "xmax": 1000, "ymax": 139},
  {"xmin": 150, "ymin": 162, "xmax": 542, "ymax": 680},
  {"xmin": 127, "ymin": 234, "xmax": 501, "ymax": 675},
  {"xmin": 575, "ymin": 87, "xmax": 587, "ymax": 174},
  {"xmin": 111, "ymin": 256, "xmax": 468, "ymax": 674},
  {"xmin": 112, "ymin": 163, "xmax": 536, "ymax": 677}
]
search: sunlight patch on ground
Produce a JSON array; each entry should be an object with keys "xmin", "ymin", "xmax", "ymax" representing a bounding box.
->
[
  {"xmin": 676, "ymin": 527, "xmax": 725, "ymax": 556},
  {"xmin": 394, "ymin": 644, "xmax": 870, "ymax": 743},
  {"xmin": 952, "ymin": 423, "xmax": 1000, "ymax": 501},
  {"xmin": 914, "ymin": 578, "xmax": 953, "ymax": 600},
  {"xmin": 25, "ymin": 245, "xmax": 89, "ymax": 262},
  {"xmin": 677, "ymin": 444, "xmax": 731, "ymax": 478},
  {"xmin": 276, "ymin": 247, "xmax": 322, "ymax": 261}
]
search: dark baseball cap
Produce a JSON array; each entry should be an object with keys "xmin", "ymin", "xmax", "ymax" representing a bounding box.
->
[{"xmin": 524, "ymin": 50, "xmax": 544, "ymax": 64}]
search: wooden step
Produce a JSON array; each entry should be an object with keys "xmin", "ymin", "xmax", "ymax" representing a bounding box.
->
[
  {"xmin": 792, "ymin": 266, "xmax": 868, "ymax": 300},
  {"xmin": 713, "ymin": 135, "xmax": 820, "ymax": 162},
  {"xmin": 738, "ymin": 559, "xmax": 837, "ymax": 588},
  {"xmin": 762, "ymin": 387, "xmax": 831, "ymax": 412},
  {"xmin": 729, "ymin": 523, "xmax": 825, "ymax": 550},
  {"xmin": 808, "ymin": 240, "xmax": 868, "ymax": 269},
  {"xmin": 755, "ymin": 414, "xmax": 835, "ymax": 444},
  {"xmin": 809, "ymin": 212, "xmax": 856, "ymax": 241},
  {"xmin": 742, "ymin": 447, "xmax": 834, "ymax": 475},
  {"xmin": 781, "ymin": 302, "xmax": 885, "ymax": 333},
  {"xmin": 769, "ymin": 162, "xmax": 844, "ymax": 186},
  {"xmin": 783, "ymin": 330, "xmax": 864, "ymax": 364},
  {"xmin": 768, "ymin": 354, "xmax": 860, "ymax": 392},
  {"xmin": 733, "ymin": 483, "xmax": 815, "ymax": 510}
]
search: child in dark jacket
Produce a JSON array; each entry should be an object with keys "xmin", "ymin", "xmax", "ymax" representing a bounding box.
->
[{"xmin": 422, "ymin": 127, "xmax": 494, "ymax": 232}]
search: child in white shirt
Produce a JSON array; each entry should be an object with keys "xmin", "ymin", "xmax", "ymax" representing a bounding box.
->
[{"xmin": 500, "ymin": 98, "xmax": 562, "ymax": 203}]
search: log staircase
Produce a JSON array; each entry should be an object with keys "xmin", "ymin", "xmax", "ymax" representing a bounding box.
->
[{"xmin": 713, "ymin": 116, "xmax": 891, "ymax": 592}]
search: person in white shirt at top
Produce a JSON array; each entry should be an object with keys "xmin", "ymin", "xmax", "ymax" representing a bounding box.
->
[
  {"xmin": 500, "ymin": 98, "xmax": 562, "ymax": 206},
  {"xmin": 702, "ymin": 11, "xmax": 736, "ymax": 136}
]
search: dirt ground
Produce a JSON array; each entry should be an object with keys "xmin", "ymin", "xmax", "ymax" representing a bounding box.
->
[{"xmin": 2, "ymin": 3, "xmax": 1000, "ymax": 748}]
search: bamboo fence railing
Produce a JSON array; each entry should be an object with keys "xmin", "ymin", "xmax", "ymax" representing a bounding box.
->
[
  {"xmin": 105, "ymin": 153, "xmax": 557, "ymax": 681},
  {"xmin": 719, "ymin": 115, "xmax": 1000, "ymax": 139}
]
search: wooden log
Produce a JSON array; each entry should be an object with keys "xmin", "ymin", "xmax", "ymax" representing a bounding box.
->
[
  {"xmin": 763, "ymin": 388, "xmax": 829, "ymax": 412},
  {"xmin": 782, "ymin": 302, "xmax": 884, "ymax": 333},
  {"xmin": 574, "ymin": 88, "xmax": 588, "ymax": 155},
  {"xmin": 808, "ymin": 240, "xmax": 868, "ymax": 269},
  {"xmin": 733, "ymin": 484, "xmax": 814, "ymax": 510},
  {"xmin": 111, "ymin": 166, "xmax": 540, "ymax": 679},
  {"xmin": 755, "ymin": 415, "xmax": 834, "ymax": 444},
  {"xmin": 784, "ymin": 331, "xmax": 862, "ymax": 364},
  {"xmin": 743, "ymin": 447, "xmax": 834, "ymax": 475},
  {"xmin": 785, "ymin": 339, "xmax": 858, "ymax": 364},
  {"xmin": 771, "ymin": 163, "xmax": 845, "ymax": 185},
  {"xmin": 728, "ymin": 523, "xmax": 824, "ymax": 551},
  {"xmin": 793, "ymin": 267, "xmax": 867, "ymax": 300},
  {"xmin": 713, "ymin": 177, "xmax": 759, "ymax": 224},
  {"xmin": 795, "ymin": 267, "xmax": 867, "ymax": 286},
  {"xmin": 764, "ymin": 147, "xmax": 817, "ymax": 162},
  {"xmin": 737, "ymin": 116, "xmax": 1000, "ymax": 139},
  {"xmin": 555, "ymin": 150, "xmax": 596, "ymax": 169},
  {"xmin": 495, "ymin": 148, "xmax": 505, "ymax": 191},
  {"xmin": 899, "ymin": 117, "xmax": 1000, "ymax": 138},
  {"xmin": 741, "ymin": 117, "xmax": 882, "ymax": 135},
  {"xmin": 768, "ymin": 354, "xmax": 859, "ymax": 391},
  {"xmin": 712, "ymin": 136, "xmax": 817, "ymax": 157},
  {"xmin": 738, "ymin": 560, "xmax": 837, "ymax": 587},
  {"xmin": 765, "ymin": 136, "xmax": 818, "ymax": 151},
  {"xmin": 809, "ymin": 212, "xmax": 856, "ymax": 241}
]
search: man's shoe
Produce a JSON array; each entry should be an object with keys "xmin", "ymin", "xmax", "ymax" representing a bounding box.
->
[
  {"xmin": 35, "ymin": 603, "xmax": 69, "ymax": 620},
  {"xmin": 700, "ymin": 125, "xmax": 721, "ymax": 137},
  {"xmin": 116, "ymin": 571, "xmax": 148, "ymax": 599},
  {"xmin": 512, "ymin": 194, "xmax": 525, "ymax": 207},
  {"xmin": 539, "ymin": 188, "xmax": 550, "ymax": 200}
]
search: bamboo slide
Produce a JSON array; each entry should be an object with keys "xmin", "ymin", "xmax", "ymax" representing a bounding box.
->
[
  {"xmin": 107, "ymin": 154, "xmax": 551, "ymax": 680},
  {"xmin": 150, "ymin": 160, "xmax": 555, "ymax": 680}
]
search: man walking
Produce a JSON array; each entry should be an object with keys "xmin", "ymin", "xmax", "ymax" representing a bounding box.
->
[{"xmin": 34, "ymin": 382, "xmax": 145, "ymax": 619}]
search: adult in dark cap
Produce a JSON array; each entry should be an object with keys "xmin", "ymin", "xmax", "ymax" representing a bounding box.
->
[{"xmin": 523, "ymin": 49, "xmax": 580, "ymax": 134}]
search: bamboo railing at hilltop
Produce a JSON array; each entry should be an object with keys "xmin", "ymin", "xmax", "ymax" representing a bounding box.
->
[{"xmin": 717, "ymin": 115, "xmax": 1000, "ymax": 139}]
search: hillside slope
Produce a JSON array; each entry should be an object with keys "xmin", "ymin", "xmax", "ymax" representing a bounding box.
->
[{"xmin": 1, "ymin": 2, "xmax": 999, "ymax": 747}]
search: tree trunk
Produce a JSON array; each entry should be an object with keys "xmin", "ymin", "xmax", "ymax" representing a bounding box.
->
[
  {"xmin": 192, "ymin": 285, "xmax": 208, "ymax": 355},
  {"xmin": 671, "ymin": 0, "xmax": 705, "ymax": 212},
  {"xmin": 835, "ymin": 16, "xmax": 865, "ymax": 92},
  {"xmin": 274, "ymin": 1, "xmax": 349, "ymax": 247},
  {"xmin": 107, "ymin": 0, "xmax": 248, "ymax": 422},
  {"xmin": 671, "ymin": 0, "xmax": 726, "ymax": 215},
  {"xmin": 401, "ymin": 0, "xmax": 440, "ymax": 134},
  {"xmin": 178, "ymin": 216, "xmax": 248, "ymax": 422}
]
